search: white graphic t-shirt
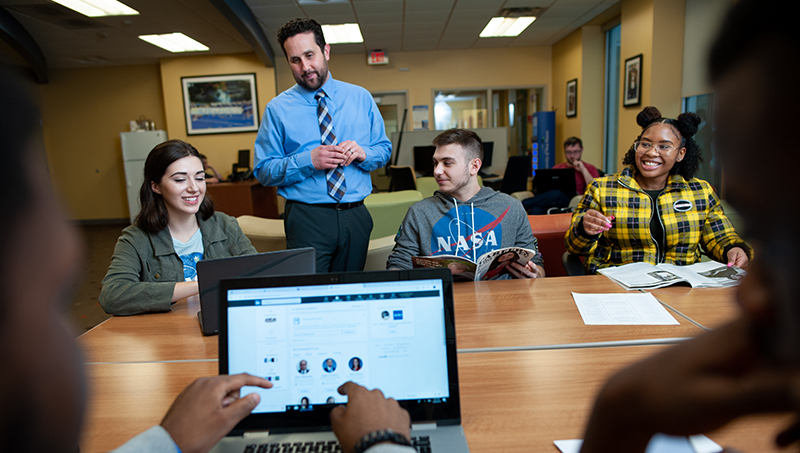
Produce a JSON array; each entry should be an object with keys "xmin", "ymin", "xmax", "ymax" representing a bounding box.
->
[{"xmin": 172, "ymin": 229, "xmax": 204, "ymax": 281}]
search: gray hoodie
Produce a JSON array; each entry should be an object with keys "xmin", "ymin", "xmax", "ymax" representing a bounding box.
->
[{"xmin": 387, "ymin": 186, "xmax": 542, "ymax": 270}]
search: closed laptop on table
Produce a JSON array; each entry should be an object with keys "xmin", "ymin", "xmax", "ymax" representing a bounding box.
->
[{"xmin": 213, "ymin": 268, "xmax": 469, "ymax": 453}]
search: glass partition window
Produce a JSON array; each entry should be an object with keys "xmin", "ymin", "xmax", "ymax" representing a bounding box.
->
[{"xmin": 434, "ymin": 90, "xmax": 488, "ymax": 130}]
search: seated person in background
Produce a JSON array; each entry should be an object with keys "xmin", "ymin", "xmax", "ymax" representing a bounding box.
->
[
  {"xmin": 581, "ymin": 1, "xmax": 800, "ymax": 450},
  {"xmin": 387, "ymin": 128, "xmax": 545, "ymax": 278},
  {"xmin": 199, "ymin": 153, "xmax": 222, "ymax": 184},
  {"xmin": 0, "ymin": 71, "xmax": 406, "ymax": 453},
  {"xmin": 522, "ymin": 137, "xmax": 599, "ymax": 215},
  {"xmin": 553, "ymin": 136, "xmax": 600, "ymax": 195},
  {"xmin": 564, "ymin": 106, "xmax": 750, "ymax": 274},
  {"xmin": 100, "ymin": 140, "xmax": 256, "ymax": 315}
]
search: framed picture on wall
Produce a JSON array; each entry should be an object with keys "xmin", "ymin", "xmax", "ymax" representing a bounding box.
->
[
  {"xmin": 181, "ymin": 73, "xmax": 259, "ymax": 135},
  {"xmin": 566, "ymin": 79, "xmax": 578, "ymax": 117},
  {"xmin": 623, "ymin": 54, "xmax": 643, "ymax": 107}
]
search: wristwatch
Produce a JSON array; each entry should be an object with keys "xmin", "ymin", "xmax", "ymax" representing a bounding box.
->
[{"xmin": 352, "ymin": 429, "xmax": 412, "ymax": 453}]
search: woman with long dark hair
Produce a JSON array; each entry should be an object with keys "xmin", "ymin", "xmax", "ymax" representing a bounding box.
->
[
  {"xmin": 565, "ymin": 106, "xmax": 750, "ymax": 274},
  {"xmin": 100, "ymin": 139, "xmax": 255, "ymax": 315}
]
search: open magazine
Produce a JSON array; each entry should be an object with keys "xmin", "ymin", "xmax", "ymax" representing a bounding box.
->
[
  {"xmin": 412, "ymin": 247, "xmax": 537, "ymax": 281},
  {"xmin": 597, "ymin": 261, "xmax": 746, "ymax": 290}
]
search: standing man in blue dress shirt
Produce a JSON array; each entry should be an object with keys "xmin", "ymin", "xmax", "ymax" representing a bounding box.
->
[{"xmin": 254, "ymin": 18, "xmax": 392, "ymax": 272}]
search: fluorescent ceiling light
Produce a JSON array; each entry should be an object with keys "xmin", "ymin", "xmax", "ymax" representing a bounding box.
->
[
  {"xmin": 51, "ymin": 0, "xmax": 138, "ymax": 17},
  {"xmin": 139, "ymin": 33, "xmax": 209, "ymax": 53},
  {"xmin": 322, "ymin": 23, "xmax": 364, "ymax": 44},
  {"xmin": 479, "ymin": 16, "xmax": 536, "ymax": 37}
]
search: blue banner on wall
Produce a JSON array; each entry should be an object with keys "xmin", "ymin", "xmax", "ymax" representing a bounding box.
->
[{"xmin": 532, "ymin": 111, "xmax": 555, "ymax": 175}]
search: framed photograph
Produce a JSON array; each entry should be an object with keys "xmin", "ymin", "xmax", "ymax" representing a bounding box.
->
[
  {"xmin": 623, "ymin": 54, "xmax": 643, "ymax": 107},
  {"xmin": 181, "ymin": 73, "xmax": 259, "ymax": 135},
  {"xmin": 566, "ymin": 78, "xmax": 578, "ymax": 118}
]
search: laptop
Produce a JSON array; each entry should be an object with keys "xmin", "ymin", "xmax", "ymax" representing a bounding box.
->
[
  {"xmin": 213, "ymin": 268, "xmax": 469, "ymax": 453},
  {"xmin": 532, "ymin": 168, "xmax": 577, "ymax": 198},
  {"xmin": 196, "ymin": 248, "xmax": 316, "ymax": 335}
]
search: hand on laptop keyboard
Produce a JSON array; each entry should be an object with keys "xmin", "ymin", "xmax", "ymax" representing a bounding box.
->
[
  {"xmin": 161, "ymin": 373, "xmax": 272, "ymax": 453},
  {"xmin": 330, "ymin": 382, "xmax": 411, "ymax": 453}
]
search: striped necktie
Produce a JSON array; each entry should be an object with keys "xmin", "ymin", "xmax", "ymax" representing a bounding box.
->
[{"xmin": 316, "ymin": 90, "xmax": 346, "ymax": 201}]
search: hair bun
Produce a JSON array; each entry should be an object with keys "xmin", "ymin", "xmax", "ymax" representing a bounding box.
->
[
  {"xmin": 637, "ymin": 106, "xmax": 662, "ymax": 128},
  {"xmin": 676, "ymin": 112, "xmax": 702, "ymax": 138}
]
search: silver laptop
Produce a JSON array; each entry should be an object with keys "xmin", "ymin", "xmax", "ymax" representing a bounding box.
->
[
  {"xmin": 196, "ymin": 248, "xmax": 316, "ymax": 335},
  {"xmin": 213, "ymin": 268, "xmax": 469, "ymax": 453}
]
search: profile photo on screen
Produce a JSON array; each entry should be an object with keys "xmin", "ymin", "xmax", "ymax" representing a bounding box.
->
[
  {"xmin": 297, "ymin": 359, "xmax": 309, "ymax": 374},
  {"xmin": 323, "ymin": 358, "xmax": 336, "ymax": 373},
  {"xmin": 300, "ymin": 396, "xmax": 309, "ymax": 409},
  {"xmin": 349, "ymin": 357, "xmax": 362, "ymax": 371}
]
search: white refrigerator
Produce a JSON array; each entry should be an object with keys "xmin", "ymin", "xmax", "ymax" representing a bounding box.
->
[{"xmin": 121, "ymin": 130, "xmax": 168, "ymax": 223}]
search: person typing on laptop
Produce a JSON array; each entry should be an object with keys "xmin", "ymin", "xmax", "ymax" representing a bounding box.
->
[{"xmin": 387, "ymin": 128, "xmax": 545, "ymax": 279}]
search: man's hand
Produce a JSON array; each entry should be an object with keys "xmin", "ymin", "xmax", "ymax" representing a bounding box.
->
[
  {"xmin": 330, "ymin": 382, "xmax": 411, "ymax": 453},
  {"xmin": 311, "ymin": 145, "xmax": 348, "ymax": 170},
  {"xmin": 506, "ymin": 261, "xmax": 544, "ymax": 279},
  {"xmin": 338, "ymin": 140, "xmax": 366, "ymax": 166},
  {"xmin": 727, "ymin": 247, "xmax": 749, "ymax": 269},
  {"xmin": 161, "ymin": 374, "xmax": 272, "ymax": 453},
  {"xmin": 572, "ymin": 160, "xmax": 586, "ymax": 172},
  {"xmin": 582, "ymin": 209, "xmax": 614, "ymax": 236},
  {"xmin": 580, "ymin": 318, "xmax": 800, "ymax": 453}
]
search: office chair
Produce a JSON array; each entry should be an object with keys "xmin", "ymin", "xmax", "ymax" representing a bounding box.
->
[
  {"xmin": 388, "ymin": 165, "xmax": 417, "ymax": 192},
  {"xmin": 562, "ymin": 252, "xmax": 585, "ymax": 276}
]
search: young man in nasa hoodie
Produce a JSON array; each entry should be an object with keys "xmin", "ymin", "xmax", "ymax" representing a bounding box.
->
[{"xmin": 387, "ymin": 129, "xmax": 545, "ymax": 278}]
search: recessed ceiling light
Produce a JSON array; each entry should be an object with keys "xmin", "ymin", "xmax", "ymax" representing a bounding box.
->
[
  {"xmin": 321, "ymin": 24, "xmax": 364, "ymax": 44},
  {"xmin": 479, "ymin": 16, "xmax": 536, "ymax": 38},
  {"xmin": 51, "ymin": 0, "xmax": 138, "ymax": 17},
  {"xmin": 139, "ymin": 33, "xmax": 209, "ymax": 53}
]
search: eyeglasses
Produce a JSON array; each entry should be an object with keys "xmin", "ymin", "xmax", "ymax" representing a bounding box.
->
[{"xmin": 634, "ymin": 141, "xmax": 681, "ymax": 156}]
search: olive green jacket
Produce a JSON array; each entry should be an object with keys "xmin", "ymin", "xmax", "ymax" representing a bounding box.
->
[{"xmin": 99, "ymin": 212, "xmax": 256, "ymax": 315}]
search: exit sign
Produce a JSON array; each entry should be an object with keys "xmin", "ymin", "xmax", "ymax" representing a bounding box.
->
[{"xmin": 368, "ymin": 50, "xmax": 389, "ymax": 65}]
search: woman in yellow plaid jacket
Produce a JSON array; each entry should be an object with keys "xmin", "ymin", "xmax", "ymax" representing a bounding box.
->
[{"xmin": 565, "ymin": 106, "xmax": 751, "ymax": 274}]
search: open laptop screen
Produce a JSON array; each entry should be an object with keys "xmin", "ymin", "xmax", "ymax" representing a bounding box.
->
[{"xmin": 219, "ymin": 269, "xmax": 460, "ymax": 433}]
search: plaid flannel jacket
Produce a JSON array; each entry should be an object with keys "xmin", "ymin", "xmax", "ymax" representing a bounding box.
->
[{"xmin": 565, "ymin": 167, "xmax": 751, "ymax": 274}]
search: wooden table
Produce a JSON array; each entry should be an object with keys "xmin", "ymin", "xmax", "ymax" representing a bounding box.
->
[
  {"xmin": 206, "ymin": 180, "xmax": 279, "ymax": 219},
  {"xmin": 79, "ymin": 276, "xmax": 708, "ymax": 364},
  {"xmin": 453, "ymin": 276, "xmax": 704, "ymax": 350},
  {"xmin": 649, "ymin": 285, "xmax": 741, "ymax": 330},
  {"xmin": 79, "ymin": 347, "xmax": 788, "ymax": 453}
]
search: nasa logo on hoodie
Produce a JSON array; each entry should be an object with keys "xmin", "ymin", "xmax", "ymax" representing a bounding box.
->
[{"xmin": 430, "ymin": 205, "xmax": 509, "ymax": 258}]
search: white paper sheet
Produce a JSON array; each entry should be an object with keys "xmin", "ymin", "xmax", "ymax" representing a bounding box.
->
[
  {"xmin": 554, "ymin": 434, "xmax": 721, "ymax": 453},
  {"xmin": 572, "ymin": 292, "xmax": 679, "ymax": 325}
]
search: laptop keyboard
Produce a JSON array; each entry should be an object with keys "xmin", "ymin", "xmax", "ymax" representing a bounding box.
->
[{"xmin": 241, "ymin": 436, "xmax": 432, "ymax": 453}]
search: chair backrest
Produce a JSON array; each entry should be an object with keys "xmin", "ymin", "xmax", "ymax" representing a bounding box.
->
[
  {"xmin": 388, "ymin": 165, "xmax": 417, "ymax": 192},
  {"xmin": 364, "ymin": 190, "xmax": 424, "ymax": 240},
  {"xmin": 236, "ymin": 215, "xmax": 286, "ymax": 252},
  {"xmin": 527, "ymin": 212, "xmax": 572, "ymax": 277},
  {"xmin": 500, "ymin": 155, "xmax": 532, "ymax": 194},
  {"xmin": 416, "ymin": 177, "xmax": 439, "ymax": 198},
  {"xmin": 363, "ymin": 235, "xmax": 396, "ymax": 271}
]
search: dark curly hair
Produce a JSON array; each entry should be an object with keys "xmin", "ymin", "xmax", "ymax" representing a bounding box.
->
[
  {"xmin": 277, "ymin": 18, "xmax": 326, "ymax": 58},
  {"xmin": 135, "ymin": 139, "xmax": 214, "ymax": 233},
  {"xmin": 621, "ymin": 106, "xmax": 703, "ymax": 180}
]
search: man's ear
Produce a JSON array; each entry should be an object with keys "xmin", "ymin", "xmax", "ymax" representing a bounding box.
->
[
  {"xmin": 470, "ymin": 158, "xmax": 482, "ymax": 176},
  {"xmin": 324, "ymin": 43, "xmax": 331, "ymax": 61}
]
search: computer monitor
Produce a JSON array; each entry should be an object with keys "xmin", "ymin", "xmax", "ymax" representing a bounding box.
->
[
  {"xmin": 413, "ymin": 145, "xmax": 436, "ymax": 176},
  {"xmin": 237, "ymin": 149, "xmax": 250, "ymax": 168},
  {"xmin": 482, "ymin": 141, "xmax": 493, "ymax": 167}
]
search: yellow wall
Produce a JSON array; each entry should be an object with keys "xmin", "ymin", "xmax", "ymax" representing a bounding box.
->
[
  {"xmin": 38, "ymin": 64, "xmax": 165, "ymax": 220},
  {"xmin": 159, "ymin": 53, "xmax": 276, "ymax": 174},
  {"xmin": 553, "ymin": 28, "xmax": 583, "ymax": 161},
  {"xmin": 275, "ymin": 46, "xmax": 553, "ymax": 127}
]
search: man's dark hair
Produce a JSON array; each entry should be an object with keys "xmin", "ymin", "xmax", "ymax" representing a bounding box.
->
[
  {"xmin": 135, "ymin": 139, "xmax": 214, "ymax": 233},
  {"xmin": 621, "ymin": 106, "xmax": 703, "ymax": 180},
  {"xmin": 432, "ymin": 128, "xmax": 484, "ymax": 161},
  {"xmin": 277, "ymin": 18, "xmax": 326, "ymax": 58},
  {"xmin": 564, "ymin": 136, "xmax": 583, "ymax": 149}
]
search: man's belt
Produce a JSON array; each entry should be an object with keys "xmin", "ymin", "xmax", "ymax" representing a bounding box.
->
[{"xmin": 289, "ymin": 200, "xmax": 364, "ymax": 211}]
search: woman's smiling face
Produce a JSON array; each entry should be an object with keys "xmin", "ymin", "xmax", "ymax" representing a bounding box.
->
[{"xmin": 634, "ymin": 123, "xmax": 687, "ymax": 190}]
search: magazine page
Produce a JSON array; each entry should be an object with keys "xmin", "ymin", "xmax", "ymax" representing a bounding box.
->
[
  {"xmin": 597, "ymin": 262, "xmax": 689, "ymax": 290},
  {"xmin": 474, "ymin": 247, "xmax": 536, "ymax": 281},
  {"xmin": 412, "ymin": 255, "xmax": 477, "ymax": 281},
  {"xmin": 657, "ymin": 262, "xmax": 745, "ymax": 288}
]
